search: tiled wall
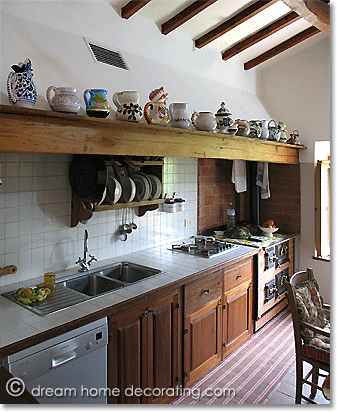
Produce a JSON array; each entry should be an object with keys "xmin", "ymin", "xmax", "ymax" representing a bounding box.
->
[
  {"xmin": 0, "ymin": 154, "xmax": 197, "ymax": 286},
  {"xmin": 198, "ymin": 159, "xmax": 235, "ymax": 231},
  {"xmin": 198, "ymin": 160, "xmax": 301, "ymax": 234}
]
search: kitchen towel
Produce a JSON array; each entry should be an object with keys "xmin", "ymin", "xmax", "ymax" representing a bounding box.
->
[
  {"xmin": 256, "ymin": 162, "xmax": 270, "ymax": 199},
  {"xmin": 231, "ymin": 160, "xmax": 247, "ymax": 193}
]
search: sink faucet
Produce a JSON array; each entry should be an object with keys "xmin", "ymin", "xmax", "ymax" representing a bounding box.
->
[{"xmin": 76, "ymin": 230, "xmax": 97, "ymax": 272}]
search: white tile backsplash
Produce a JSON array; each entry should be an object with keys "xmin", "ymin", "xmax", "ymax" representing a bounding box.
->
[{"xmin": 0, "ymin": 154, "xmax": 197, "ymax": 286}]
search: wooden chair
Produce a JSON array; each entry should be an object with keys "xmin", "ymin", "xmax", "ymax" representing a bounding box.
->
[{"xmin": 286, "ymin": 268, "xmax": 330, "ymax": 404}]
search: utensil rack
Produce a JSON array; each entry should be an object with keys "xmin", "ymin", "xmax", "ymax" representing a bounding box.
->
[{"xmin": 71, "ymin": 159, "xmax": 164, "ymax": 227}]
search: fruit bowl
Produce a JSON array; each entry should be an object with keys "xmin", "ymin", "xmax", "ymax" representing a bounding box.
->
[{"xmin": 259, "ymin": 226, "xmax": 279, "ymax": 238}]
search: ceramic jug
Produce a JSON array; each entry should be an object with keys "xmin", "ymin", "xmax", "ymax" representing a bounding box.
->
[
  {"xmin": 169, "ymin": 103, "xmax": 190, "ymax": 129},
  {"xmin": 144, "ymin": 87, "xmax": 170, "ymax": 125},
  {"xmin": 248, "ymin": 120, "xmax": 262, "ymax": 139},
  {"xmin": 7, "ymin": 58, "xmax": 37, "ymax": 108},
  {"xmin": 268, "ymin": 119, "xmax": 281, "ymax": 141},
  {"xmin": 191, "ymin": 111, "xmax": 216, "ymax": 132},
  {"xmin": 46, "ymin": 86, "xmax": 81, "ymax": 114},
  {"xmin": 278, "ymin": 121, "xmax": 287, "ymax": 143},
  {"xmin": 215, "ymin": 102, "xmax": 233, "ymax": 133},
  {"xmin": 260, "ymin": 120, "xmax": 269, "ymax": 140},
  {"xmin": 113, "ymin": 90, "xmax": 143, "ymax": 122},
  {"xmin": 83, "ymin": 89, "xmax": 110, "ymax": 118},
  {"xmin": 235, "ymin": 119, "xmax": 250, "ymax": 137}
]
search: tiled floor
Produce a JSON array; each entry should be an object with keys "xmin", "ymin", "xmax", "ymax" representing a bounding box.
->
[{"xmin": 264, "ymin": 361, "xmax": 330, "ymax": 405}]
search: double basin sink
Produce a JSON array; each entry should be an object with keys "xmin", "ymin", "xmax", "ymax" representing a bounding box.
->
[
  {"xmin": 3, "ymin": 262, "xmax": 163, "ymax": 316},
  {"xmin": 62, "ymin": 261, "xmax": 162, "ymax": 297}
]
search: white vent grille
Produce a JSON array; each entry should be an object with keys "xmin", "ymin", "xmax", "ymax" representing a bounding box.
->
[{"xmin": 84, "ymin": 38, "xmax": 129, "ymax": 70}]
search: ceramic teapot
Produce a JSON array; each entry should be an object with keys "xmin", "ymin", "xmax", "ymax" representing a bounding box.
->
[
  {"xmin": 267, "ymin": 119, "xmax": 281, "ymax": 141},
  {"xmin": 215, "ymin": 102, "xmax": 233, "ymax": 133},
  {"xmin": 144, "ymin": 87, "xmax": 170, "ymax": 125},
  {"xmin": 191, "ymin": 111, "xmax": 216, "ymax": 132},
  {"xmin": 7, "ymin": 58, "xmax": 37, "ymax": 108},
  {"xmin": 113, "ymin": 90, "xmax": 143, "ymax": 122},
  {"xmin": 83, "ymin": 89, "xmax": 110, "ymax": 118},
  {"xmin": 46, "ymin": 86, "xmax": 81, "ymax": 114},
  {"xmin": 235, "ymin": 119, "xmax": 250, "ymax": 137},
  {"xmin": 287, "ymin": 130, "xmax": 300, "ymax": 145},
  {"xmin": 169, "ymin": 103, "xmax": 190, "ymax": 129}
]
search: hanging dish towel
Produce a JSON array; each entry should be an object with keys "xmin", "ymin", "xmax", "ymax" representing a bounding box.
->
[
  {"xmin": 231, "ymin": 160, "xmax": 247, "ymax": 193},
  {"xmin": 256, "ymin": 162, "xmax": 270, "ymax": 199}
]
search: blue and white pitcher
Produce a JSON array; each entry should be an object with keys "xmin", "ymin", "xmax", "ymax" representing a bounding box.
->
[{"xmin": 7, "ymin": 58, "xmax": 37, "ymax": 108}]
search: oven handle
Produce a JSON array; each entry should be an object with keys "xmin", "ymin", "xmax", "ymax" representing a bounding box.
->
[{"xmin": 51, "ymin": 348, "xmax": 78, "ymax": 368}]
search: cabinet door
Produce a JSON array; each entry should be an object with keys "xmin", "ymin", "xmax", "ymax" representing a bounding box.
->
[
  {"xmin": 108, "ymin": 305, "xmax": 147, "ymax": 404},
  {"xmin": 146, "ymin": 290, "xmax": 182, "ymax": 404},
  {"xmin": 223, "ymin": 280, "xmax": 253, "ymax": 357},
  {"xmin": 184, "ymin": 297, "xmax": 222, "ymax": 387}
]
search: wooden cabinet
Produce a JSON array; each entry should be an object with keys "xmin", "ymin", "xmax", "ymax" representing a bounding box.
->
[
  {"xmin": 107, "ymin": 289, "xmax": 182, "ymax": 404},
  {"xmin": 183, "ymin": 268, "xmax": 223, "ymax": 387},
  {"xmin": 223, "ymin": 257, "xmax": 254, "ymax": 357}
]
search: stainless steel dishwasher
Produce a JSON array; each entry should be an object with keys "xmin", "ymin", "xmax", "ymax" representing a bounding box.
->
[{"xmin": 4, "ymin": 317, "xmax": 108, "ymax": 404}]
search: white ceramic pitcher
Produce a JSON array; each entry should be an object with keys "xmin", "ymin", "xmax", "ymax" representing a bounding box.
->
[
  {"xmin": 113, "ymin": 91, "xmax": 143, "ymax": 122},
  {"xmin": 46, "ymin": 86, "xmax": 81, "ymax": 114},
  {"xmin": 169, "ymin": 103, "xmax": 190, "ymax": 129},
  {"xmin": 191, "ymin": 111, "xmax": 216, "ymax": 132}
]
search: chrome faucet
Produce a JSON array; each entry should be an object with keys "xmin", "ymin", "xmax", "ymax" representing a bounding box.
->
[{"xmin": 76, "ymin": 230, "xmax": 97, "ymax": 272}]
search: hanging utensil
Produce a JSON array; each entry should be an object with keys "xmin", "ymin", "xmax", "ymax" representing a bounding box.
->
[
  {"xmin": 131, "ymin": 207, "xmax": 137, "ymax": 230},
  {"xmin": 124, "ymin": 208, "xmax": 132, "ymax": 234}
]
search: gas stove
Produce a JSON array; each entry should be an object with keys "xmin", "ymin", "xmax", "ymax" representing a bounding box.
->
[{"xmin": 171, "ymin": 236, "xmax": 239, "ymax": 258}]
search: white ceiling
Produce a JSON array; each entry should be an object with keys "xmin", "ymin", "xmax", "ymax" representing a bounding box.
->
[{"xmin": 107, "ymin": 0, "xmax": 328, "ymax": 69}]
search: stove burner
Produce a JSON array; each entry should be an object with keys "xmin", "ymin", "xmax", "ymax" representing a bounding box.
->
[{"xmin": 171, "ymin": 237, "xmax": 239, "ymax": 258}]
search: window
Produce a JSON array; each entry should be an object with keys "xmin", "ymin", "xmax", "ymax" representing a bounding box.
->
[{"xmin": 315, "ymin": 159, "xmax": 330, "ymax": 260}]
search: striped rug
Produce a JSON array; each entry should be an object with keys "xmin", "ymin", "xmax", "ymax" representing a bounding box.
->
[{"xmin": 173, "ymin": 308, "xmax": 295, "ymax": 405}]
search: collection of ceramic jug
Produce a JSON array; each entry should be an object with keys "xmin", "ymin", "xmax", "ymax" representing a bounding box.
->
[{"xmin": 7, "ymin": 58, "xmax": 293, "ymax": 143}]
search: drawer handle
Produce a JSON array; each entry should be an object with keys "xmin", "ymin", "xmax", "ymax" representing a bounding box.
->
[{"xmin": 203, "ymin": 289, "xmax": 210, "ymax": 294}]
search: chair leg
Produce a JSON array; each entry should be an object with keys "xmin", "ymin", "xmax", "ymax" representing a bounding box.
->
[
  {"xmin": 310, "ymin": 367, "xmax": 319, "ymax": 399},
  {"xmin": 295, "ymin": 358, "xmax": 303, "ymax": 404}
]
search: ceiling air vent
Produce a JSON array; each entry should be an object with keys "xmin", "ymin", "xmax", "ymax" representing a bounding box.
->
[{"xmin": 84, "ymin": 38, "xmax": 129, "ymax": 70}]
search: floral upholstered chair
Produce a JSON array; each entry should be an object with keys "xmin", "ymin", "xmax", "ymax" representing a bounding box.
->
[{"xmin": 286, "ymin": 268, "xmax": 330, "ymax": 404}]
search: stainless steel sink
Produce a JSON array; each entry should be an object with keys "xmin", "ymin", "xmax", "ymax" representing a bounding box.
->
[
  {"xmin": 2, "ymin": 262, "xmax": 163, "ymax": 316},
  {"xmin": 99, "ymin": 262, "xmax": 161, "ymax": 284},
  {"xmin": 62, "ymin": 273, "xmax": 124, "ymax": 297}
]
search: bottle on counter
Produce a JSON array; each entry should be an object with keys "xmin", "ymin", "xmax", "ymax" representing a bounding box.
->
[{"xmin": 227, "ymin": 203, "xmax": 235, "ymax": 230}]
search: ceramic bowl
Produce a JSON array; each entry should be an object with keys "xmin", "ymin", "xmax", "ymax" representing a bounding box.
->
[{"xmin": 259, "ymin": 226, "xmax": 279, "ymax": 238}]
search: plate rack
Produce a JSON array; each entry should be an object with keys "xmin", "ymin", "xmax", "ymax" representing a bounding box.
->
[{"xmin": 71, "ymin": 159, "xmax": 164, "ymax": 227}]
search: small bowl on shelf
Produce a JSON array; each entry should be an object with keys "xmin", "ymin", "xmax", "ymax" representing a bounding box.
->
[{"xmin": 258, "ymin": 226, "xmax": 279, "ymax": 238}]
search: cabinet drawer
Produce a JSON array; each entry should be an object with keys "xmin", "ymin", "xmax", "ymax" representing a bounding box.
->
[
  {"xmin": 224, "ymin": 258, "xmax": 253, "ymax": 292},
  {"xmin": 185, "ymin": 270, "xmax": 222, "ymax": 314}
]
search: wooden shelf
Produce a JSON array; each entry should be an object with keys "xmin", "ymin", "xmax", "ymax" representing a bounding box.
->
[{"xmin": 0, "ymin": 105, "xmax": 306, "ymax": 164}]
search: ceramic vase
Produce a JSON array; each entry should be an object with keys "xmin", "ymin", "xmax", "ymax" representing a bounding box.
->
[
  {"xmin": 46, "ymin": 86, "xmax": 81, "ymax": 114},
  {"xmin": 215, "ymin": 102, "xmax": 233, "ymax": 133},
  {"xmin": 7, "ymin": 58, "xmax": 37, "ymax": 108}
]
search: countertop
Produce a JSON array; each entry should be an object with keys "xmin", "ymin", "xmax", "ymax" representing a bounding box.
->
[{"xmin": 0, "ymin": 238, "xmax": 258, "ymax": 357}]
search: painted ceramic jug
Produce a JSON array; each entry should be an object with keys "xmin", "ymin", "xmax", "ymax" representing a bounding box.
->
[
  {"xmin": 268, "ymin": 119, "xmax": 281, "ymax": 141},
  {"xmin": 113, "ymin": 90, "xmax": 143, "ymax": 122},
  {"xmin": 7, "ymin": 58, "xmax": 37, "ymax": 108},
  {"xmin": 144, "ymin": 87, "xmax": 170, "ymax": 125},
  {"xmin": 83, "ymin": 89, "xmax": 110, "ymax": 118},
  {"xmin": 278, "ymin": 121, "xmax": 288, "ymax": 143},
  {"xmin": 191, "ymin": 111, "xmax": 216, "ymax": 132},
  {"xmin": 235, "ymin": 119, "xmax": 250, "ymax": 136},
  {"xmin": 46, "ymin": 86, "xmax": 81, "ymax": 114},
  {"xmin": 248, "ymin": 120, "xmax": 262, "ymax": 138},
  {"xmin": 169, "ymin": 103, "xmax": 190, "ymax": 129},
  {"xmin": 215, "ymin": 102, "xmax": 233, "ymax": 133}
]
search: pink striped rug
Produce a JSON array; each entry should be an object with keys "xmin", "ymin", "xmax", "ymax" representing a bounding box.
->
[{"xmin": 173, "ymin": 308, "xmax": 295, "ymax": 405}]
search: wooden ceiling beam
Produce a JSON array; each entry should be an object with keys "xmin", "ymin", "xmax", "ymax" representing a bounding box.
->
[
  {"xmin": 244, "ymin": 25, "xmax": 320, "ymax": 70},
  {"xmin": 121, "ymin": 1, "xmax": 152, "ymax": 19},
  {"xmin": 195, "ymin": 0, "xmax": 278, "ymax": 49},
  {"xmin": 281, "ymin": 0, "xmax": 329, "ymax": 34},
  {"xmin": 222, "ymin": 11, "xmax": 301, "ymax": 61},
  {"xmin": 162, "ymin": 1, "xmax": 217, "ymax": 35}
]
